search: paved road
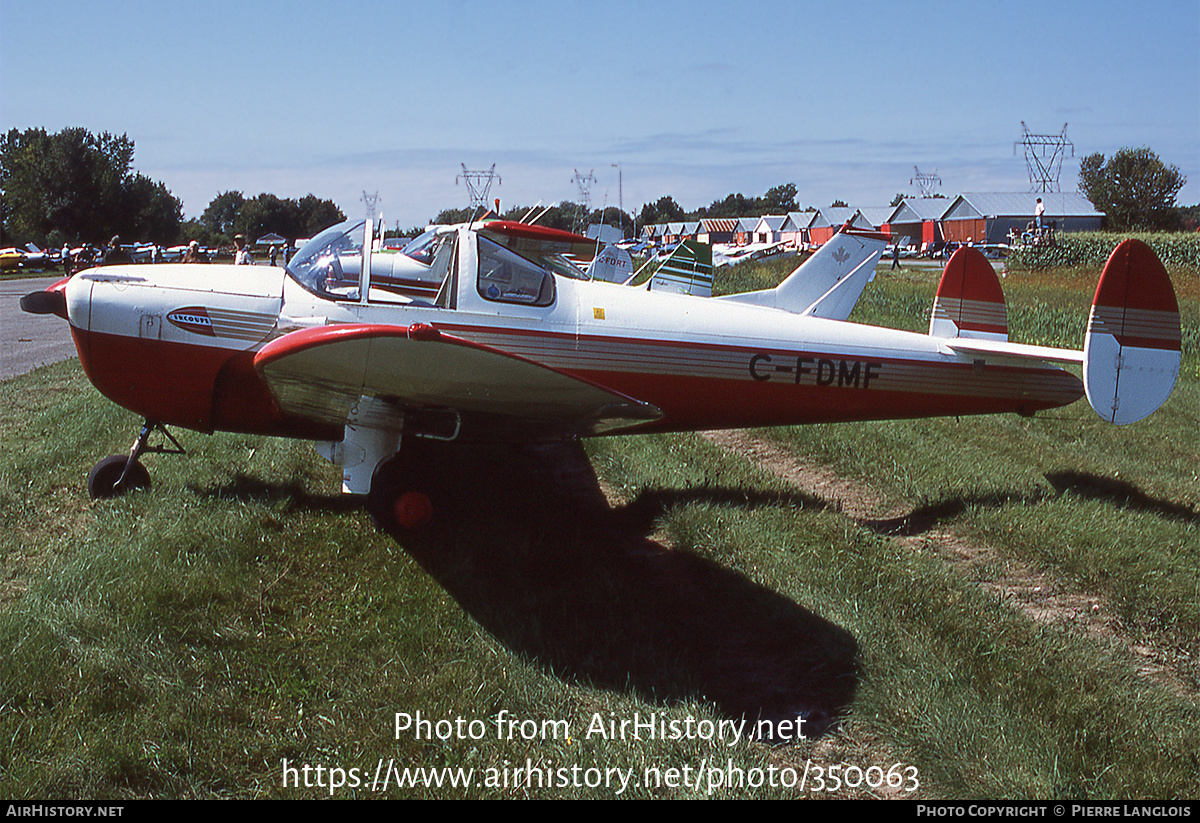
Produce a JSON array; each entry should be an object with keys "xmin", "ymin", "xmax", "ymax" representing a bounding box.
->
[{"xmin": 0, "ymin": 277, "xmax": 77, "ymax": 380}]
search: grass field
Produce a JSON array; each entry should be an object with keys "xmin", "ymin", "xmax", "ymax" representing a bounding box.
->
[{"xmin": 1, "ymin": 244, "xmax": 1196, "ymax": 798}]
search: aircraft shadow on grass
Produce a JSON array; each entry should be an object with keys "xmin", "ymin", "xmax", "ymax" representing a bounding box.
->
[
  {"xmin": 190, "ymin": 474, "xmax": 363, "ymax": 515},
  {"xmin": 192, "ymin": 446, "xmax": 1195, "ymax": 742},
  {"xmin": 373, "ymin": 439, "xmax": 860, "ymax": 740},
  {"xmin": 1043, "ymin": 470, "xmax": 1199, "ymax": 524}
]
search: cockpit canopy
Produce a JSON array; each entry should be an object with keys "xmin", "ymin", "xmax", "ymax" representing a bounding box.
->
[
  {"xmin": 286, "ymin": 220, "xmax": 452, "ymax": 302},
  {"xmin": 286, "ymin": 219, "xmax": 558, "ymax": 308}
]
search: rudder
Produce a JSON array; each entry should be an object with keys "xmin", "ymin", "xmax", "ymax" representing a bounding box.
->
[
  {"xmin": 929, "ymin": 247, "xmax": 1008, "ymax": 341},
  {"xmin": 1083, "ymin": 239, "xmax": 1181, "ymax": 424}
]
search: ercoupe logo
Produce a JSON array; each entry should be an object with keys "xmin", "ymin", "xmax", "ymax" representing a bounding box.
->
[{"xmin": 167, "ymin": 307, "xmax": 215, "ymax": 336}]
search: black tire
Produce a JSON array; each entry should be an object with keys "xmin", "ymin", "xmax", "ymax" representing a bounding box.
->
[
  {"xmin": 87, "ymin": 455, "xmax": 151, "ymax": 499},
  {"xmin": 367, "ymin": 443, "xmax": 450, "ymax": 534}
]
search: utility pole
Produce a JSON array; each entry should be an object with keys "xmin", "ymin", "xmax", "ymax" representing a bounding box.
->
[
  {"xmin": 911, "ymin": 166, "xmax": 941, "ymax": 198},
  {"xmin": 612, "ymin": 162, "xmax": 623, "ymax": 237}
]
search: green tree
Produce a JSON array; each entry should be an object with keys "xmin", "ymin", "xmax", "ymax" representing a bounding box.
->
[
  {"xmin": 1078, "ymin": 147, "xmax": 1186, "ymax": 231},
  {"xmin": 240, "ymin": 193, "xmax": 302, "ymax": 241},
  {"xmin": 638, "ymin": 196, "xmax": 686, "ymax": 227},
  {"xmin": 200, "ymin": 191, "xmax": 344, "ymax": 244},
  {"xmin": 0, "ymin": 127, "xmax": 182, "ymax": 245},
  {"xmin": 762, "ymin": 183, "xmax": 798, "ymax": 214},
  {"xmin": 201, "ymin": 190, "xmax": 245, "ymax": 238},
  {"xmin": 431, "ymin": 207, "xmax": 478, "ymax": 226},
  {"xmin": 296, "ymin": 194, "xmax": 344, "ymax": 236},
  {"xmin": 121, "ymin": 173, "xmax": 182, "ymax": 245},
  {"xmin": 701, "ymin": 192, "xmax": 757, "ymax": 218}
]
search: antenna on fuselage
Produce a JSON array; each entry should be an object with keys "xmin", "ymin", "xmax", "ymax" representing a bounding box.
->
[{"xmin": 518, "ymin": 201, "xmax": 543, "ymax": 224}]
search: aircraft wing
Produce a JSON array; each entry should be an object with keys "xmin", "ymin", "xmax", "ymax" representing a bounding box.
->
[{"xmin": 254, "ymin": 322, "xmax": 662, "ymax": 437}]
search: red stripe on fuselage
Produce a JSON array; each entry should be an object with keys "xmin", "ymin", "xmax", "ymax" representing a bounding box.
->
[{"xmin": 70, "ymin": 325, "xmax": 338, "ymax": 439}]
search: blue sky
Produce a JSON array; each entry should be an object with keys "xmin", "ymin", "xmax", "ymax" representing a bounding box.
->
[{"xmin": 3, "ymin": 0, "xmax": 1197, "ymax": 231}]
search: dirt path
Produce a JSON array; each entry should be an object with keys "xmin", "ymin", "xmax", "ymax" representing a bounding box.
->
[{"xmin": 700, "ymin": 429, "xmax": 1196, "ymax": 701}]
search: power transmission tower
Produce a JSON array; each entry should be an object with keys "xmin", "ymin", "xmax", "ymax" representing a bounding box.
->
[
  {"xmin": 361, "ymin": 190, "xmax": 379, "ymax": 222},
  {"xmin": 457, "ymin": 164, "xmax": 501, "ymax": 212},
  {"xmin": 570, "ymin": 168, "xmax": 596, "ymax": 232},
  {"xmin": 1015, "ymin": 123, "xmax": 1074, "ymax": 193},
  {"xmin": 911, "ymin": 166, "xmax": 942, "ymax": 198}
]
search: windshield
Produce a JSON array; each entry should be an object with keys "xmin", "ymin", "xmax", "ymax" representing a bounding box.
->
[
  {"xmin": 286, "ymin": 219, "xmax": 366, "ymax": 299},
  {"xmin": 401, "ymin": 227, "xmax": 442, "ymax": 266}
]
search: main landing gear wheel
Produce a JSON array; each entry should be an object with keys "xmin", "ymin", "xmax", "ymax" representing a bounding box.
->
[
  {"xmin": 367, "ymin": 444, "xmax": 449, "ymax": 535},
  {"xmin": 87, "ymin": 455, "xmax": 151, "ymax": 499}
]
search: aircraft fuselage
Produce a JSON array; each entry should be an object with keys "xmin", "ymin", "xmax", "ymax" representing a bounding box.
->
[{"xmin": 60, "ymin": 252, "xmax": 1081, "ymax": 444}]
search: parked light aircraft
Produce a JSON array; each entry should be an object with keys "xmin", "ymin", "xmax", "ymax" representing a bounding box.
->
[{"xmin": 20, "ymin": 217, "xmax": 1181, "ymax": 532}]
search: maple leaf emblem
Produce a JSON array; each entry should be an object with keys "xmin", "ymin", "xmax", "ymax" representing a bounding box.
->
[{"xmin": 832, "ymin": 246, "xmax": 850, "ymax": 265}]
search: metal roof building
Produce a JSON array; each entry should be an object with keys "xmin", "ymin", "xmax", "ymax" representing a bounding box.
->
[
  {"xmin": 884, "ymin": 198, "xmax": 953, "ymax": 248},
  {"xmin": 941, "ymin": 192, "xmax": 1102, "ymax": 243},
  {"xmin": 807, "ymin": 206, "xmax": 872, "ymax": 245}
]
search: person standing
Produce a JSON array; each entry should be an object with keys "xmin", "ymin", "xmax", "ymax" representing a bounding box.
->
[
  {"xmin": 234, "ymin": 234, "xmax": 253, "ymax": 265},
  {"xmin": 1035, "ymin": 198, "xmax": 1045, "ymax": 231},
  {"xmin": 182, "ymin": 240, "xmax": 209, "ymax": 263},
  {"xmin": 102, "ymin": 235, "xmax": 133, "ymax": 265}
]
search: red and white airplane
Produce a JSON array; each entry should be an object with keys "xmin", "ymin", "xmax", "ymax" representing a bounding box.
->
[{"xmin": 20, "ymin": 218, "xmax": 1181, "ymax": 532}]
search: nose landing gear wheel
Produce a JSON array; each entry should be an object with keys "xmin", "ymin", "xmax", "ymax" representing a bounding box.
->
[{"xmin": 87, "ymin": 455, "xmax": 151, "ymax": 499}]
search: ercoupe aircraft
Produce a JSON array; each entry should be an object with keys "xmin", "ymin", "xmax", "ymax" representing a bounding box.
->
[{"xmin": 20, "ymin": 218, "xmax": 1181, "ymax": 532}]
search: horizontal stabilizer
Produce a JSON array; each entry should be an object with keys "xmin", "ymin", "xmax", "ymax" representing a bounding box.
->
[
  {"xmin": 942, "ymin": 337, "xmax": 1082, "ymax": 364},
  {"xmin": 929, "ymin": 247, "xmax": 1008, "ymax": 341},
  {"xmin": 1083, "ymin": 239, "xmax": 1181, "ymax": 424}
]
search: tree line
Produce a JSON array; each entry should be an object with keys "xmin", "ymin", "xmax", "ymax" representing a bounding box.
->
[
  {"xmin": 0, "ymin": 127, "xmax": 181, "ymax": 248},
  {"xmin": 2, "ymin": 127, "xmax": 1192, "ymax": 250},
  {"xmin": 0, "ymin": 127, "xmax": 343, "ymax": 250},
  {"xmin": 636, "ymin": 183, "xmax": 801, "ymax": 228},
  {"xmin": 428, "ymin": 183, "xmax": 802, "ymax": 238},
  {"xmin": 194, "ymin": 191, "xmax": 344, "ymax": 248}
]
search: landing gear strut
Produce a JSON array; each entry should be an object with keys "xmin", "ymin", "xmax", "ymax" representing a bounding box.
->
[{"xmin": 87, "ymin": 419, "xmax": 185, "ymax": 499}]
